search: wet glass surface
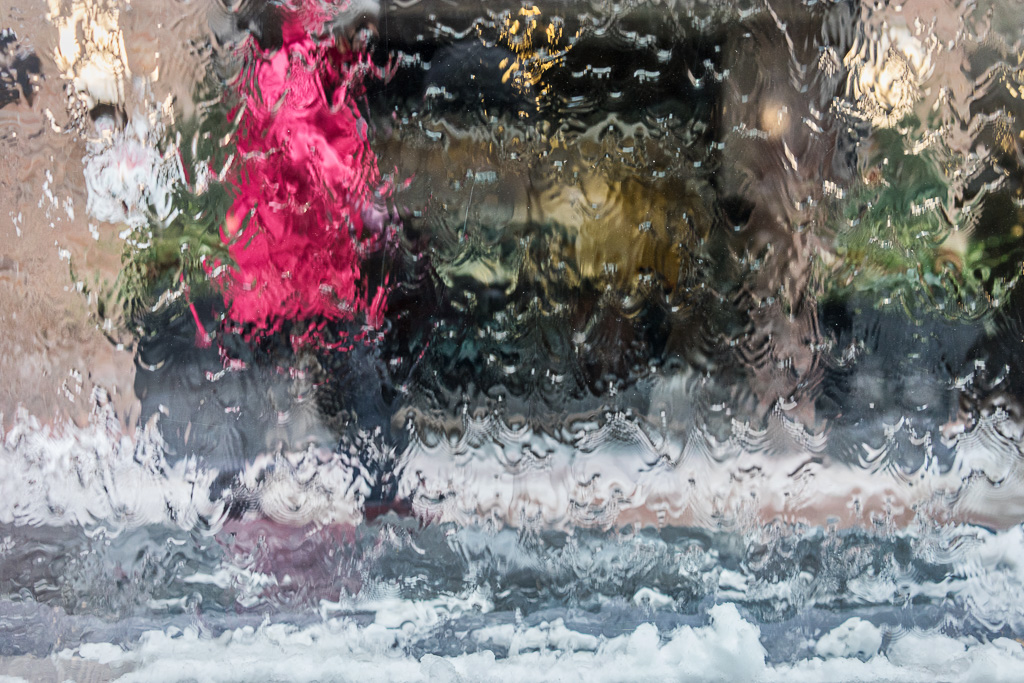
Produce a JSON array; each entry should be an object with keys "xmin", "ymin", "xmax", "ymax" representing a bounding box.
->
[{"xmin": 4, "ymin": 0, "xmax": 1024, "ymax": 679}]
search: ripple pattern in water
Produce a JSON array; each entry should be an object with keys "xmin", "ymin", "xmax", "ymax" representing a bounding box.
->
[{"xmin": 3, "ymin": 0, "xmax": 1024, "ymax": 679}]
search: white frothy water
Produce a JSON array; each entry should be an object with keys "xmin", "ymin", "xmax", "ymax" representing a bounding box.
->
[
  {"xmin": 4, "ymin": 401, "xmax": 1024, "ymax": 681},
  {"xmin": 43, "ymin": 601, "xmax": 1022, "ymax": 683}
]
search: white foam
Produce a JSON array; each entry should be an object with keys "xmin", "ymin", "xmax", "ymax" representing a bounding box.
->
[
  {"xmin": 632, "ymin": 587, "xmax": 674, "ymax": 609},
  {"xmin": 71, "ymin": 603, "xmax": 766, "ymax": 683},
  {"xmin": 813, "ymin": 618, "xmax": 882, "ymax": 660},
  {"xmin": 775, "ymin": 635, "xmax": 1024, "ymax": 683},
  {"xmin": 60, "ymin": 599, "xmax": 1024, "ymax": 683},
  {"xmin": 886, "ymin": 632, "xmax": 965, "ymax": 668},
  {"xmin": 75, "ymin": 642, "xmax": 125, "ymax": 665}
]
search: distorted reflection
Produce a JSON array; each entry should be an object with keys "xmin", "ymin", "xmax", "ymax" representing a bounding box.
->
[{"xmin": 2, "ymin": 0, "xmax": 1024, "ymax": 679}]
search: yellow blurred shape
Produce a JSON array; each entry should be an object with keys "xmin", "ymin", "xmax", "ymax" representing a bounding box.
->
[{"xmin": 495, "ymin": 6, "xmax": 579, "ymax": 110}]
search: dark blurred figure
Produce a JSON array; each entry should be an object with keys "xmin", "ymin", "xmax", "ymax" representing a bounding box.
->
[{"xmin": 0, "ymin": 29, "xmax": 41, "ymax": 108}]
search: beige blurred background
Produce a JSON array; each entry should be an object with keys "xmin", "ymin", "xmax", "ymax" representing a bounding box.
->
[{"xmin": 0, "ymin": 0, "xmax": 209, "ymax": 429}]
